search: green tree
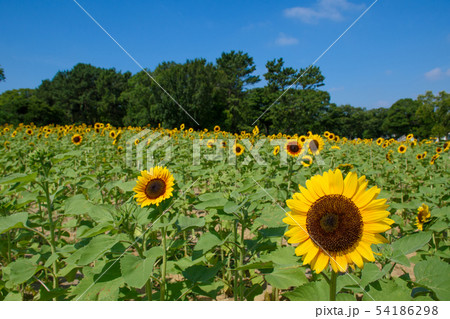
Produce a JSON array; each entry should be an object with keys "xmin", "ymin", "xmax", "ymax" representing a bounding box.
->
[
  {"xmin": 416, "ymin": 91, "xmax": 449, "ymax": 138},
  {"xmin": 216, "ymin": 51, "xmax": 260, "ymax": 131},
  {"xmin": 382, "ymin": 98, "xmax": 420, "ymax": 137},
  {"xmin": 0, "ymin": 65, "xmax": 5, "ymax": 82}
]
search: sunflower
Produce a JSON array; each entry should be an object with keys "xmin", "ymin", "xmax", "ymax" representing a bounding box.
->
[
  {"xmin": 134, "ymin": 138, "xmax": 140, "ymax": 146},
  {"xmin": 207, "ymin": 139, "xmax": 215, "ymax": 148},
  {"xmin": 328, "ymin": 133, "xmax": 335, "ymax": 141},
  {"xmin": 273, "ymin": 145, "xmax": 280, "ymax": 156},
  {"xmin": 180, "ymin": 124, "xmax": 185, "ymax": 130},
  {"xmin": 376, "ymin": 138, "xmax": 384, "ymax": 146},
  {"xmin": 436, "ymin": 147, "xmax": 443, "ymax": 154},
  {"xmin": 407, "ymin": 133, "xmax": 414, "ymax": 140},
  {"xmin": 422, "ymin": 151, "xmax": 427, "ymax": 158},
  {"xmin": 416, "ymin": 154, "xmax": 423, "ymax": 160},
  {"xmin": 415, "ymin": 204, "xmax": 430, "ymax": 231},
  {"xmin": 117, "ymin": 146, "xmax": 124, "ymax": 152},
  {"xmin": 283, "ymin": 169, "xmax": 392, "ymax": 273},
  {"xmin": 109, "ymin": 130, "xmax": 117, "ymax": 139},
  {"xmin": 252, "ymin": 125, "xmax": 259, "ymax": 135},
  {"xmin": 285, "ymin": 139, "xmax": 302, "ymax": 157},
  {"xmin": 233, "ymin": 143, "xmax": 245, "ymax": 156},
  {"xmin": 331, "ymin": 145, "xmax": 340, "ymax": 150},
  {"xmin": 299, "ymin": 135, "xmax": 307, "ymax": 143},
  {"xmin": 443, "ymin": 141, "xmax": 450, "ymax": 151},
  {"xmin": 382, "ymin": 141, "xmax": 389, "ymax": 149},
  {"xmin": 26, "ymin": 128, "xmax": 34, "ymax": 136},
  {"xmin": 221, "ymin": 141, "xmax": 227, "ymax": 148},
  {"xmin": 214, "ymin": 125, "xmax": 220, "ymax": 133},
  {"xmin": 397, "ymin": 145, "xmax": 407, "ymax": 154},
  {"xmin": 133, "ymin": 166, "xmax": 175, "ymax": 207},
  {"xmin": 301, "ymin": 155, "xmax": 313, "ymax": 167},
  {"xmin": 306, "ymin": 134, "xmax": 324, "ymax": 155},
  {"xmin": 71, "ymin": 134, "xmax": 82, "ymax": 146},
  {"xmin": 430, "ymin": 154, "xmax": 439, "ymax": 165},
  {"xmin": 4, "ymin": 141, "xmax": 10, "ymax": 149}
]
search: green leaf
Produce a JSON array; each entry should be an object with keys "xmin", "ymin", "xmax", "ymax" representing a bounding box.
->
[
  {"xmin": 265, "ymin": 267, "xmax": 307, "ymax": 289},
  {"xmin": 176, "ymin": 215, "xmax": 205, "ymax": 231},
  {"xmin": 198, "ymin": 192, "xmax": 224, "ymax": 201},
  {"xmin": 414, "ymin": 257, "xmax": 450, "ymax": 301},
  {"xmin": 391, "ymin": 231, "xmax": 432, "ymax": 266},
  {"xmin": 0, "ymin": 212, "xmax": 28, "ymax": 234},
  {"xmin": 260, "ymin": 246, "xmax": 300, "ymax": 267},
  {"xmin": 360, "ymin": 263, "xmax": 385, "ymax": 287},
  {"xmin": 64, "ymin": 194, "xmax": 93, "ymax": 216},
  {"xmin": 76, "ymin": 235, "xmax": 119, "ymax": 266},
  {"xmin": 77, "ymin": 222, "xmax": 114, "ymax": 238},
  {"xmin": 363, "ymin": 278, "xmax": 412, "ymax": 301},
  {"xmin": 194, "ymin": 198, "xmax": 227, "ymax": 210},
  {"xmin": 192, "ymin": 232, "xmax": 223, "ymax": 260},
  {"xmin": 283, "ymin": 280, "xmax": 329, "ymax": 301},
  {"xmin": 0, "ymin": 172, "xmax": 37, "ymax": 185},
  {"xmin": 120, "ymin": 255, "xmax": 155, "ymax": 288},
  {"xmin": 182, "ymin": 263, "xmax": 222, "ymax": 283},
  {"xmin": 8, "ymin": 258, "xmax": 38, "ymax": 285}
]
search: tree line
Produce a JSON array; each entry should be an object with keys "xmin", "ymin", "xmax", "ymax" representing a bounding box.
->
[{"xmin": 0, "ymin": 52, "xmax": 448, "ymax": 138}]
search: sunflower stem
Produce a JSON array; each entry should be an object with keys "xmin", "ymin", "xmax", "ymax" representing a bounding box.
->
[
  {"xmin": 286, "ymin": 158, "xmax": 293, "ymax": 199},
  {"xmin": 160, "ymin": 226, "xmax": 167, "ymax": 301},
  {"xmin": 329, "ymin": 271, "xmax": 337, "ymax": 301}
]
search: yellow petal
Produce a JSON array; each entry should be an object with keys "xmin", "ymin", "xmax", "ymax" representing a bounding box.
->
[
  {"xmin": 364, "ymin": 222, "xmax": 392, "ymax": 233},
  {"xmin": 283, "ymin": 213, "xmax": 307, "ymax": 226},
  {"xmin": 309, "ymin": 175, "xmax": 326, "ymax": 197},
  {"xmin": 354, "ymin": 186, "xmax": 380, "ymax": 208},
  {"xmin": 329, "ymin": 255, "xmax": 339, "ymax": 273},
  {"xmin": 295, "ymin": 238, "xmax": 314, "ymax": 256},
  {"xmin": 302, "ymin": 243, "xmax": 319, "ymax": 265},
  {"xmin": 286, "ymin": 199, "xmax": 309, "ymax": 214},
  {"xmin": 343, "ymin": 172, "xmax": 358, "ymax": 199},
  {"xmin": 313, "ymin": 252, "xmax": 329, "ymax": 274},
  {"xmin": 362, "ymin": 210, "xmax": 390, "ymax": 223},
  {"xmin": 348, "ymin": 250, "xmax": 364, "ymax": 268},
  {"xmin": 299, "ymin": 186, "xmax": 316, "ymax": 203},
  {"xmin": 335, "ymin": 254, "xmax": 348, "ymax": 272},
  {"xmin": 356, "ymin": 242, "xmax": 375, "ymax": 262}
]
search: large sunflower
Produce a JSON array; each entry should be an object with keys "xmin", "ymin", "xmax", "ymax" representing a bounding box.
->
[
  {"xmin": 283, "ymin": 169, "xmax": 392, "ymax": 274},
  {"xmin": 306, "ymin": 134, "xmax": 324, "ymax": 155},
  {"xmin": 285, "ymin": 139, "xmax": 302, "ymax": 157},
  {"xmin": 133, "ymin": 166, "xmax": 175, "ymax": 207}
]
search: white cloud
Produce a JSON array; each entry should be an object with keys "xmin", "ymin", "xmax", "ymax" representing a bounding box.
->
[
  {"xmin": 424, "ymin": 67, "xmax": 450, "ymax": 81},
  {"xmin": 275, "ymin": 33, "xmax": 299, "ymax": 46},
  {"xmin": 284, "ymin": 0, "xmax": 365, "ymax": 24}
]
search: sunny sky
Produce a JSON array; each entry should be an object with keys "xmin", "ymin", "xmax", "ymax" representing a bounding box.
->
[{"xmin": 1, "ymin": 0, "xmax": 449, "ymax": 109}]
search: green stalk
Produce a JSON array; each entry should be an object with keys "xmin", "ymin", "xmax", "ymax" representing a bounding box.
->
[
  {"xmin": 329, "ymin": 271, "xmax": 337, "ymax": 301},
  {"xmin": 160, "ymin": 227, "xmax": 167, "ymax": 301},
  {"xmin": 43, "ymin": 181, "xmax": 58, "ymax": 292},
  {"xmin": 140, "ymin": 232, "xmax": 153, "ymax": 301},
  {"xmin": 6, "ymin": 231, "xmax": 11, "ymax": 263},
  {"xmin": 286, "ymin": 158, "xmax": 293, "ymax": 199},
  {"xmin": 233, "ymin": 220, "xmax": 238, "ymax": 301},
  {"xmin": 239, "ymin": 219, "xmax": 245, "ymax": 300}
]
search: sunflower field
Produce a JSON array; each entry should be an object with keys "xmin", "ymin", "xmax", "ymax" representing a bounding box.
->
[{"xmin": 0, "ymin": 123, "xmax": 449, "ymax": 301}]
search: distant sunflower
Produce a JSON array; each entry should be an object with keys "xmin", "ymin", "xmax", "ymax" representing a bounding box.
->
[
  {"xmin": 328, "ymin": 133, "xmax": 335, "ymax": 141},
  {"xmin": 283, "ymin": 169, "xmax": 392, "ymax": 273},
  {"xmin": 397, "ymin": 145, "xmax": 407, "ymax": 154},
  {"xmin": 273, "ymin": 145, "xmax": 280, "ymax": 156},
  {"xmin": 382, "ymin": 142, "xmax": 389, "ymax": 149},
  {"xmin": 331, "ymin": 145, "xmax": 340, "ymax": 150},
  {"xmin": 285, "ymin": 139, "xmax": 302, "ymax": 157},
  {"xmin": 376, "ymin": 138, "xmax": 384, "ymax": 146},
  {"xmin": 299, "ymin": 135, "xmax": 307, "ymax": 143},
  {"xmin": 306, "ymin": 135, "xmax": 324, "ymax": 155},
  {"xmin": 252, "ymin": 126, "xmax": 259, "ymax": 135},
  {"xmin": 443, "ymin": 141, "xmax": 449, "ymax": 151},
  {"xmin": 301, "ymin": 155, "xmax": 313, "ymax": 167},
  {"xmin": 416, "ymin": 154, "xmax": 423, "ymax": 160},
  {"xmin": 415, "ymin": 204, "xmax": 430, "ymax": 231},
  {"xmin": 180, "ymin": 124, "xmax": 185, "ymax": 130},
  {"xmin": 233, "ymin": 143, "xmax": 245, "ymax": 156},
  {"xmin": 109, "ymin": 130, "xmax": 117, "ymax": 139},
  {"xmin": 4, "ymin": 141, "xmax": 10, "ymax": 149},
  {"xmin": 430, "ymin": 154, "xmax": 439, "ymax": 165},
  {"xmin": 134, "ymin": 139, "xmax": 140, "ymax": 146},
  {"xmin": 214, "ymin": 125, "xmax": 220, "ymax": 133},
  {"xmin": 436, "ymin": 147, "xmax": 443, "ymax": 154},
  {"xmin": 71, "ymin": 134, "xmax": 82, "ymax": 146},
  {"xmin": 407, "ymin": 134, "xmax": 413, "ymax": 140},
  {"xmin": 422, "ymin": 151, "xmax": 428, "ymax": 158},
  {"xmin": 207, "ymin": 139, "xmax": 215, "ymax": 148},
  {"xmin": 117, "ymin": 146, "xmax": 124, "ymax": 152},
  {"xmin": 133, "ymin": 166, "xmax": 175, "ymax": 207},
  {"xmin": 221, "ymin": 141, "xmax": 227, "ymax": 148},
  {"xmin": 26, "ymin": 128, "xmax": 34, "ymax": 136}
]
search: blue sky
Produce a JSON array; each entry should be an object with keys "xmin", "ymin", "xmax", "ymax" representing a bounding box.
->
[{"xmin": 1, "ymin": 0, "xmax": 449, "ymax": 109}]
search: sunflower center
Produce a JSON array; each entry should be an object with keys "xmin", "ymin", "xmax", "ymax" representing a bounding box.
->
[
  {"xmin": 306, "ymin": 194, "xmax": 363, "ymax": 254},
  {"xmin": 73, "ymin": 136, "xmax": 80, "ymax": 143},
  {"xmin": 288, "ymin": 144, "xmax": 300, "ymax": 153},
  {"xmin": 145, "ymin": 179, "xmax": 167, "ymax": 199},
  {"xmin": 236, "ymin": 146, "xmax": 241, "ymax": 153},
  {"xmin": 310, "ymin": 140, "xmax": 319, "ymax": 151}
]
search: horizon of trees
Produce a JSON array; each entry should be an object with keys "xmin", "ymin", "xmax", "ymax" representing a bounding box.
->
[{"xmin": 0, "ymin": 52, "xmax": 448, "ymax": 139}]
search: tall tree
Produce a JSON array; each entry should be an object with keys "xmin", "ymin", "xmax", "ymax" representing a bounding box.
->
[
  {"xmin": 0, "ymin": 65, "xmax": 5, "ymax": 82},
  {"xmin": 382, "ymin": 98, "xmax": 420, "ymax": 137},
  {"xmin": 216, "ymin": 51, "xmax": 260, "ymax": 131}
]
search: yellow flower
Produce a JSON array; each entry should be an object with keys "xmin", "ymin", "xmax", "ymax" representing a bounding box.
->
[
  {"xmin": 376, "ymin": 138, "xmax": 384, "ymax": 146},
  {"xmin": 180, "ymin": 124, "xmax": 185, "ymax": 130},
  {"xmin": 71, "ymin": 134, "xmax": 82, "ymax": 146},
  {"xmin": 301, "ymin": 155, "xmax": 313, "ymax": 167},
  {"xmin": 436, "ymin": 147, "xmax": 443, "ymax": 154},
  {"xmin": 283, "ymin": 169, "xmax": 392, "ymax": 274},
  {"xmin": 285, "ymin": 139, "xmax": 302, "ymax": 157},
  {"xmin": 397, "ymin": 145, "xmax": 407, "ymax": 154},
  {"xmin": 273, "ymin": 145, "xmax": 280, "ymax": 156},
  {"xmin": 252, "ymin": 125, "xmax": 259, "ymax": 135},
  {"xmin": 207, "ymin": 139, "xmax": 215, "ymax": 148},
  {"xmin": 306, "ymin": 134, "xmax": 324, "ymax": 155},
  {"xmin": 133, "ymin": 166, "xmax": 175, "ymax": 207},
  {"xmin": 331, "ymin": 145, "xmax": 340, "ymax": 150},
  {"xmin": 415, "ymin": 204, "xmax": 430, "ymax": 231},
  {"xmin": 233, "ymin": 143, "xmax": 245, "ymax": 156}
]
